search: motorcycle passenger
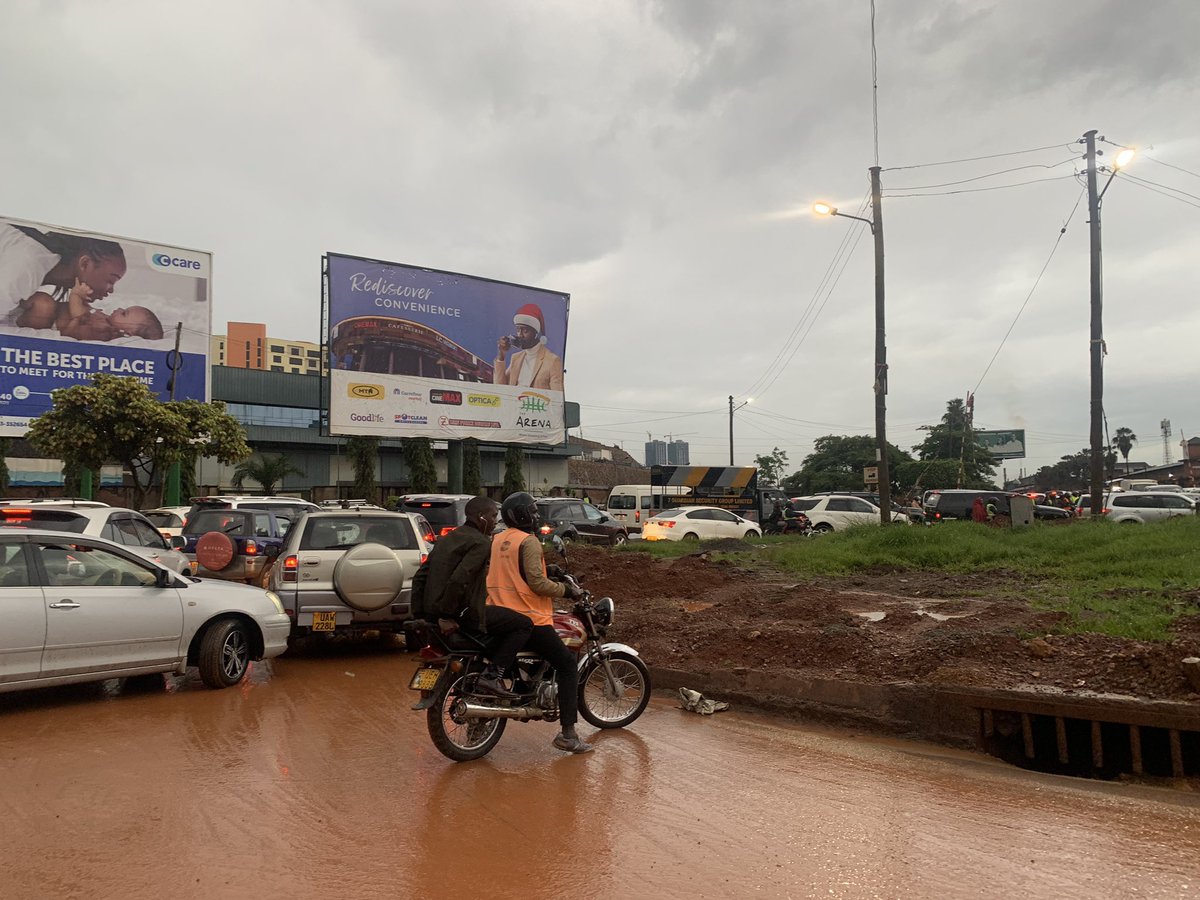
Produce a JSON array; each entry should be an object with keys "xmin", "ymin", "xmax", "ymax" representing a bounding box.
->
[
  {"xmin": 765, "ymin": 500, "xmax": 784, "ymax": 533},
  {"xmin": 410, "ymin": 496, "xmax": 532, "ymax": 699},
  {"xmin": 487, "ymin": 491, "xmax": 593, "ymax": 754},
  {"xmin": 782, "ymin": 501, "xmax": 807, "ymax": 534}
]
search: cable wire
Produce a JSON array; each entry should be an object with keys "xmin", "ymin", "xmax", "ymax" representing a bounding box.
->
[
  {"xmin": 1116, "ymin": 171, "xmax": 1200, "ymax": 204},
  {"xmin": 885, "ymin": 156, "xmax": 1079, "ymax": 192},
  {"xmin": 971, "ymin": 186, "xmax": 1087, "ymax": 395},
  {"xmin": 883, "ymin": 143, "xmax": 1072, "ymax": 172},
  {"xmin": 884, "ymin": 173, "xmax": 1078, "ymax": 199},
  {"xmin": 1142, "ymin": 154, "xmax": 1200, "ymax": 182},
  {"xmin": 1115, "ymin": 174, "xmax": 1200, "ymax": 210}
]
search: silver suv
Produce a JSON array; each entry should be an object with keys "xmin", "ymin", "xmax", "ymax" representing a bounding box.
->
[
  {"xmin": 267, "ymin": 510, "xmax": 431, "ymax": 647},
  {"xmin": 1088, "ymin": 491, "xmax": 1198, "ymax": 524}
]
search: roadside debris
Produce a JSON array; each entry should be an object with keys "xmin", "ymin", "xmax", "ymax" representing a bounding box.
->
[
  {"xmin": 679, "ymin": 687, "xmax": 729, "ymax": 715},
  {"xmin": 1183, "ymin": 657, "xmax": 1200, "ymax": 692}
]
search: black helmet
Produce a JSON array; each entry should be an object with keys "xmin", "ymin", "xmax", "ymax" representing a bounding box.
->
[{"xmin": 501, "ymin": 491, "xmax": 539, "ymax": 530}]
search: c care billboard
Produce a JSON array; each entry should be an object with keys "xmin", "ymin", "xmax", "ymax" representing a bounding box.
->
[
  {"xmin": 0, "ymin": 216, "xmax": 211, "ymax": 436},
  {"xmin": 325, "ymin": 253, "xmax": 569, "ymax": 444}
]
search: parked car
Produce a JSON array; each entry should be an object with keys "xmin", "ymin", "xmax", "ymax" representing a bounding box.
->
[
  {"xmin": 790, "ymin": 495, "xmax": 910, "ymax": 532},
  {"xmin": 396, "ymin": 494, "xmax": 479, "ymax": 539},
  {"xmin": 0, "ymin": 529, "xmax": 290, "ymax": 693},
  {"xmin": 807, "ymin": 491, "xmax": 922, "ymax": 523},
  {"xmin": 141, "ymin": 505, "xmax": 192, "ymax": 540},
  {"xmin": 267, "ymin": 509, "xmax": 431, "ymax": 645},
  {"xmin": 187, "ymin": 495, "xmax": 320, "ymax": 523},
  {"xmin": 641, "ymin": 506, "xmax": 761, "ymax": 542},
  {"xmin": 1082, "ymin": 491, "xmax": 1199, "ymax": 524},
  {"xmin": 177, "ymin": 507, "xmax": 292, "ymax": 583},
  {"xmin": 534, "ymin": 498, "xmax": 629, "ymax": 545},
  {"xmin": 0, "ymin": 502, "xmax": 191, "ymax": 573},
  {"xmin": 923, "ymin": 489, "xmax": 1070, "ymax": 522}
]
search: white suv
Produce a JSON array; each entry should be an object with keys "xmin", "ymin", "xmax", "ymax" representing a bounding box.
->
[
  {"xmin": 790, "ymin": 495, "xmax": 910, "ymax": 532},
  {"xmin": 1095, "ymin": 492, "xmax": 1197, "ymax": 524},
  {"xmin": 268, "ymin": 510, "xmax": 432, "ymax": 647}
]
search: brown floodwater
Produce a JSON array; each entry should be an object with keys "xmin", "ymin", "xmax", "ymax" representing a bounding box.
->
[{"xmin": 2, "ymin": 645, "xmax": 1199, "ymax": 899}]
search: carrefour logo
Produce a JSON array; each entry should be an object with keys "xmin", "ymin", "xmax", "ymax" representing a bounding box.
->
[
  {"xmin": 151, "ymin": 252, "xmax": 203, "ymax": 271},
  {"xmin": 517, "ymin": 392, "xmax": 550, "ymax": 413}
]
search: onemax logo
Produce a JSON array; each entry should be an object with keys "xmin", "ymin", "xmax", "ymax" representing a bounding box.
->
[
  {"xmin": 350, "ymin": 412, "xmax": 383, "ymax": 423},
  {"xmin": 151, "ymin": 252, "xmax": 202, "ymax": 270}
]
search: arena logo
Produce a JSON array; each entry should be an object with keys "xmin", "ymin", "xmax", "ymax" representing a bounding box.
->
[
  {"xmin": 150, "ymin": 252, "xmax": 203, "ymax": 271},
  {"xmin": 429, "ymin": 389, "xmax": 463, "ymax": 405},
  {"xmin": 347, "ymin": 383, "xmax": 383, "ymax": 400},
  {"xmin": 517, "ymin": 392, "xmax": 551, "ymax": 414},
  {"xmin": 350, "ymin": 412, "xmax": 383, "ymax": 423},
  {"xmin": 467, "ymin": 393, "xmax": 501, "ymax": 407},
  {"xmin": 394, "ymin": 413, "xmax": 429, "ymax": 425}
]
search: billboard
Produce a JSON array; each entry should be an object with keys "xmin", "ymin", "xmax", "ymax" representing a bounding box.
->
[
  {"xmin": 324, "ymin": 253, "xmax": 569, "ymax": 444},
  {"xmin": 977, "ymin": 428, "xmax": 1026, "ymax": 460},
  {"xmin": 650, "ymin": 465, "xmax": 760, "ymax": 514},
  {"xmin": 0, "ymin": 216, "xmax": 211, "ymax": 437}
]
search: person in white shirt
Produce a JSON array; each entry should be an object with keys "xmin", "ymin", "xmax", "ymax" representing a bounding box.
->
[
  {"xmin": 492, "ymin": 302, "xmax": 564, "ymax": 392},
  {"xmin": 0, "ymin": 224, "xmax": 126, "ymax": 326}
]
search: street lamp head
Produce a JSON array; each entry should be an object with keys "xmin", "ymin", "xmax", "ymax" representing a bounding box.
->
[
  {"xmin": 812, "ymin": 202, "xmax": 837, "ymax": 217},
  {"xmin": 1113, "ymin": 147, "xmax": 1135, "ymax": 169}
]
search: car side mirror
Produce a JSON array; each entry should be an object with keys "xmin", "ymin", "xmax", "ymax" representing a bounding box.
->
[
  {"xmin": 265, "ymin": 544, "xmax": 281, "ymax": 559},
  {"xmin": 155, "ymin": 567, "xmax": 173, "ymax": 588},
  {"xmin": 169, "ymin": 535, "xmax": 186, "ymax": 550}
]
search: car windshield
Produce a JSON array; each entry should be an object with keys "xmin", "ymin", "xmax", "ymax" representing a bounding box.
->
[
  {"xmin": 143, "ymin": 511, "xmax": 184, "ymax": 528},
  {"xmin": 399, "ymin": 501, "xmax": 460, "ymax": 528},
  {"xmin": 301, "ymin": 517, "xmax": 416, "ymax": 550},
  {"xmin": 184, "ymin": 510, "xmax": 251, "ymax": 536},
  {"xmin": 0, "ymin": 508, "xmax": 88, "ymax": 532}
]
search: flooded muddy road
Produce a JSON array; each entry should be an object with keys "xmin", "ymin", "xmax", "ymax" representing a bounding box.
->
[{"xmin": 2, "ymin": 645, "xmax": 1199, "ymax": 899}]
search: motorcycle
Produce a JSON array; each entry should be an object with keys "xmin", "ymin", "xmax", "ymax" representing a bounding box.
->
[
  {"xmin": 763, "ymin": 512, "xmax": 813, "ymax": 536},
  {"xmin": 405, "ymin": 537, "xmax": 651, "ymax": 761}
]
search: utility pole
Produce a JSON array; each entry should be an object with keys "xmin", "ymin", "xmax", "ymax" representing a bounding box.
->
[
  {"xmin": 870, "ymin": 165, "xmax": 891, "ymax": 524},
  {"xmin": 165, "ymin": 322, "xmax": 184, "ymax": 506},
  {"xmin": 1084, "ymin": 130, "xmax": 1104, "ymax": 517},
  {"xmin": 728, "ymin": 395, "xmax": 734, "ymax": 465}
]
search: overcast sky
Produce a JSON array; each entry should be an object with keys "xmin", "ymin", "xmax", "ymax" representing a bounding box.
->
[{"xmin": 3, "ymin": 0, "xmax": 1198, "ymax": 480}]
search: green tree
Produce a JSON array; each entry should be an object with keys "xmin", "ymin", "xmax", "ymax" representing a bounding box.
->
[
  {"xmin": 28, "ymin": 374, "xmax": 249, "ymax": 507},
  {"xmin": 753, "ymin": 447, "xmax": 789, "ymax": 486},
  {"xmin": 913, "ymin": 399, "xmax": 996, "ymax": 487},
  {"xmin": 502, "ymin": 445, "xmax": 525, "ymax": 495},
  {"xmin": 232, "ymin": 453, "xmax": 304, "ymax": 494},
  {"xmin": 1113, "ymin": 427, "xmax": 1138, "ymax": 475},
  {"xmin": 1032, "ymin": 446, "xmax": 1118, "ymax": 491},
  {"xmin": 463, "ymin": 438, "xmax": 482, "ymax": 495},
  {"xmin": 402, "ymin": 438, "xmax": 438, "ymax": 493},
  {"xmin": 784, "ymin": 434, "xmax": 911, "ymax": 495},
  {"xmin": 346, "ymin": 437, "xmax": 379, "ymax": 499}
]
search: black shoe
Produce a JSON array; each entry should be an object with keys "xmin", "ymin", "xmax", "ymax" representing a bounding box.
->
[
  {"xmin": 553, "ymin": 733, "xmax": 594, "ymax": 754},
  {"xmin": 475, "ymin": 675, "xmax": 519, "ymax": 700}
]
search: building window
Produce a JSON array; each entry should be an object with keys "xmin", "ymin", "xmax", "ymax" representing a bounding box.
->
[
  {"xmin": 307, "ymin": 349, "xmax": 320, "ymax": 358},
  {"xmin": 270, "ymin": 365, "xmax": 284, "ymax": 373},
  {"xmin": 270, "ymin": 344, "xmax": 284, "ymax": 353},
  {"xmin": 273, "ymin": 355, "xmax": 281, "ymax": 363}
]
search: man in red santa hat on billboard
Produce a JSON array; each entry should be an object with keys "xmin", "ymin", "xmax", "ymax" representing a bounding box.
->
[{"xmin": 493, "ymin": 302, "xmax": 564, "ymax": 391}]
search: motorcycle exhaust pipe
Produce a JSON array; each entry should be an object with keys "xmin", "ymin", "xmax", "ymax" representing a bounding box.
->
[{"xmin": 459, "ymin": 700, "xmax": 543, "ymax": 720}]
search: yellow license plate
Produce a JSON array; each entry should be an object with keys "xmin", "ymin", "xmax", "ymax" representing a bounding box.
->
[
  {"xmin": 409, "ymin": 667, "xmax": 442, "ymax": 691},
  {"xmin": 311, "ymin": 612, "xmax": 337, "ymax": 632}
]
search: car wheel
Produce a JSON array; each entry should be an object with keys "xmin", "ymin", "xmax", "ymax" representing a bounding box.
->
[
  {"xmin": 814, "ymin": 523, "xmax": 834, "ymax": 534},
  {"xmin": 610, "ymin": 532, "xmax": 628, "ymax": 547},
  {"xmin": 198, "ymin": 617, "xmax": 252, "ymax": 688},
  {"xmin": 682, "ymin": 532, "xmax": 699, "ymax": 541},
  {"xmin": 744, "ymin": 529, "xmax": 760, "ymax": 539}
]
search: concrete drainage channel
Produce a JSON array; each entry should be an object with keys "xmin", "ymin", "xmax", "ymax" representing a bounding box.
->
[{"xmin": 651, "ymin": 667, "xmax": 1200, "ymax": 784}]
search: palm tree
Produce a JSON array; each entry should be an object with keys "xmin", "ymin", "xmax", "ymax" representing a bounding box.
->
[
  {"xmin": 232, "ymin": 454, "xmax": 305, "ymax": 494},
  {"xmin": 1113, "ymin": 427, "xmax": 1138, "ymax": 475}
]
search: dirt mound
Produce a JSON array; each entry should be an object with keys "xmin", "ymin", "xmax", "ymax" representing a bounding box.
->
[{"xmin": 562, "ymin": 544, "xmax": 1200, "ymax": 703}]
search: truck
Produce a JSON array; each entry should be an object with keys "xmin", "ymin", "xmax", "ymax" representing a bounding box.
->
[{"xmin": 648, "ymin": 465, "xmax": 790, "ymax": 523}]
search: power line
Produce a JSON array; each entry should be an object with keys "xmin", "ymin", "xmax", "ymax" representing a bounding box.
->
[
  {"xmin": 1142, "ymin": 154, "xmax": 1200, "ymax": 182},
  {"xmin": 884, "ymin": 173, "xmax": 1078, "ymax": 199},
  {"xmin": 883, "ymin": 143, "xmax": 1072, "ymax": 172},
  {"xmin": 971, "ymin": 186, "xmax": 1087, "ymax": 395},
  {"xmin": 1115, "ymin": 174, "xmax": 1200, "ymax": 210},
  {"xmin": 885, "ymin": 156, "xmax": 1079, "ymax": 192},
  {"xmin": 1117, "ymin": 171, "xmax": 1200, "ymax": 204}
]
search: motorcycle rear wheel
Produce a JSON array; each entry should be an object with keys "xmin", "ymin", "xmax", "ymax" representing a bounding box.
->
[
  {"xmin": 427, "ymin": 672, "xmax": 507, "ymax": 761},
  {"xmin": 578, "ymin": 651, "xmax": 651, "ymax": 729}
]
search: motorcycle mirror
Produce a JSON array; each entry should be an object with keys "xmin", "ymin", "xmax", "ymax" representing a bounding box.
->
[{"xmin": 551, "ymin": 534, "xmax": 566, "ymax": 556}]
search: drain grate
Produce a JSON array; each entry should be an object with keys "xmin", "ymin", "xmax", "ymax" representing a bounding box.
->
[{"xmin": 938, "ymin": 688, "xmax": 1199, "ymax": 780}]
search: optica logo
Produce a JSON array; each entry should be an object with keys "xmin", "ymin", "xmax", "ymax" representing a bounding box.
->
[
  {"xmin": 151, "ymin": 252, "xmax": 203, "ymax": 271},
  {"xmin": 348, "ymin": 383, "xmax": 383, "ymax": 400},
  {"xmin": 467, "ymin": 393, "xmax": 501, "ymax": 407}
]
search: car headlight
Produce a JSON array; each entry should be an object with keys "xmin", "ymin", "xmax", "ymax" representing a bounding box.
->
[{"xmin": 265, "ymin": 590, "xmax": 286, "ymax": 615}]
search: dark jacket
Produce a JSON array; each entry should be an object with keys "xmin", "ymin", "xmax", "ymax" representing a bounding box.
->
[{"xmin": 409, "ymin": 522, "xmax": 491, "ymax": 631}]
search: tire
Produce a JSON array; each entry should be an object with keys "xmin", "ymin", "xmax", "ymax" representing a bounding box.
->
[
  {"xmin": 813, "ymin": 523, "xmax": 834, "ymax": 534},
  {"xmin": 610, "ymin": 532, "xmax": 628, "ymax": 547},
  {"xmin": 427, "ymin": 670, "xmax": 507, "ymax": 761},
  {"xmin": 682, "ymin": 532, "xmax": 699, "ymax": 541},
  {"xmin": 744, "ymin": 530, "xmax": 760, "ymax": 539},
  {"xmin": 579, "ymin": 651, "xmax": 651, "ymax": 729},
  {"xmin": 198, "ymin": 618, "xmax": 252, "ymax": 688}
]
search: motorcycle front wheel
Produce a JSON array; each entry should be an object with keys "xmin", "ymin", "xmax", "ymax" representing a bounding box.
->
[
  {"xmin": 427, "ymin": 671, "xmax": 507, "ymax": 762},
  {"xmin": 578, "ymin": 651, "xmax": 651, "ymax": 729}
]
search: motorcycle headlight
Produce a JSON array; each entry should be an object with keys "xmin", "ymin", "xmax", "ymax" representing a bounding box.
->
[
  {"xmin": 265, "ymin": 590, "xmax": 286, "ymax": 616},
  {"xmin": 593, "ymin": 597, "xmax": 614, "ymax": 626}
]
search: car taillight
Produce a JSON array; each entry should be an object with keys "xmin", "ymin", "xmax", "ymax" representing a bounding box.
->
[
  {"xmin": 635, "ymin": 511, "xmax": 640, "ymax": 522},
  {"xmin": 282, "ymin": 554, "xmax": 298, "ymax": 583},
  {"xmin": 1, "ymin": 510, "xmax": 32, "ymax": 522},
  {"xmin": 660, "ymin": 520, "xmax": 675, "ymax": 528},
  {"xmin": 1101, "ymin": 508, "xmax": 1110, "ymax": 515},
  {"xmin": 244, "ymin": 540, "xmax": 258, "ymax": 555},
  {"xmin": 439, "ymin": 526, "xmax": 454, "ymax": 537},
  {"xmin": 539, "ymin": 525, "xmax": 552, "ymax": 535},
  {"xmin": 420, "ymin": 553, "xmax": 428, "ymax": 564}
]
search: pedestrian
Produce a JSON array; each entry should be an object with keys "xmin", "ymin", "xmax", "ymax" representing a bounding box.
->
[{"xmin": 971, "ymin": 496, "xmax": 987, "ymax": 523}]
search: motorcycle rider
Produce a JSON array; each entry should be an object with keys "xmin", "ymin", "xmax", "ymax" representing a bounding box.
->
[
  {"xmin": 765, "ymin": 499, "xmax": 784, "ymax": 533},
  {"xmin": 410, "ymin": 496, "xmax": 532, "ymax": 699},
  {"xmin": 782, "ymin": 501, "xmax": 809, "ymax": 534},
  {"xmin": 487, "ymin": 491, "xmax": 594, "ymax": 754}
]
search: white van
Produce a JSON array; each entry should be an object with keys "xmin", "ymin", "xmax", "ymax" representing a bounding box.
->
[{"xmin": 606, "ymin": 485, "xmax": 693, "ymax": 533}]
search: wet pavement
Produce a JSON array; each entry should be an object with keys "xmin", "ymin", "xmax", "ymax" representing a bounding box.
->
[{"xmin": 2, "ymin": 644, "xmax": 1199, "ymax": 899}]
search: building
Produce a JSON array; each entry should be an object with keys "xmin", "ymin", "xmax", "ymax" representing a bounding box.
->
[
  {"xmin": 212, "ymin": 322, "xmax": 326, "ymax": 376},
  {"xmin": 568, "ymin": 436, "xmax": 648, "ymax": 502},
  {"xmin": 644, "ymin": 439, "xmax": 690, "ymax": 466}
]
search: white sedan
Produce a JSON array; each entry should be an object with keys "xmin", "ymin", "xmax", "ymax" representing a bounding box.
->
[
  {"xmin": 0, "ymin": 529, "xmax": 291, "ymax": 695},
  {"xmin": 790, "ymin": 495, "xmax": 911, "ymax": 532},
  {"xmin": 642, "ymin": 507, "xmax": 761, "ymax": 542}
]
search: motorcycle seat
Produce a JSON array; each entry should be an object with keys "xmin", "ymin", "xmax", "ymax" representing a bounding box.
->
[{"xmin": 442, "ymin": 630, "xmax": 493, "ymax": 652}]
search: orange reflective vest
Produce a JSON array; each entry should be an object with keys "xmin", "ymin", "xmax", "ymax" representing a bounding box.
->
[{"xmin": 486, "ymin": 529, "xmax": 552, "ymax": 626}]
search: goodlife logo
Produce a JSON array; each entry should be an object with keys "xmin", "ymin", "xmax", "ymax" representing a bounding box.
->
[{"xmin": 151, "ymin": 252, "xmax": 203, "ymax": 271}]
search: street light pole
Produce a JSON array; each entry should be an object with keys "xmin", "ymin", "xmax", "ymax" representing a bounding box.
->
[
  {"xmin": 729, "ymin": 395, "xmax": 734, "ymax": 465},
  {"xmin": 1084, "ymin": 130, "xmax": 1105, "ymax": 517},
  {"xmin": 869, "ymin": 165, "xmax": 891, "ymax": 524}
]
